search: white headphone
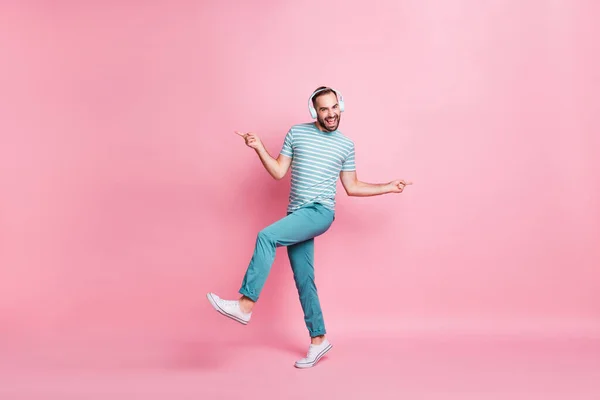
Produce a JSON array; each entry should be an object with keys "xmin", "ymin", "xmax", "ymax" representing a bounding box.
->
[{"xmin": 308, "ymin": 87, "xmax": 345, "ymax": 119}]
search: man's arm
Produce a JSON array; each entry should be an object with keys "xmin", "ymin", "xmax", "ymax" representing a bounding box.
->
[
  {"xmin": 340, "ymin": 170, "xmax": 412, "ymax": 196},
  {"xmin": 234, "ymin": 131, "xmax": 292, "ymax": 180},
  {"xmin": 256, "ymin": 147, "xmax": 292, "ymax": 180}
]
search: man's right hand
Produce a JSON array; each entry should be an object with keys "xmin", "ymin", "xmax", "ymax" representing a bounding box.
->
[
  {"xmin": 235, "ymin": 131, "xmax": 264, "ymax": 152},
  {"xmin": 234, "ymin": 130, "xmax": 291, "ymax": 180}
]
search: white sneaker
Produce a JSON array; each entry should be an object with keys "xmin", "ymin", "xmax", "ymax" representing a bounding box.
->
[
  {"xmin": 206, "ymin": 292, "xmax": 252, "ymax": 325},
  {"xmin": 294, "ymin": 339, "xmax": 332, "ymax": 369}
]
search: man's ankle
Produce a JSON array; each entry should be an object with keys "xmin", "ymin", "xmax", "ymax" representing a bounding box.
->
[
  {"xmin": 239, "ymin": 296, "xmax": 255, "ymax": 314},
  {"xmin": 311, "ymin": 335, "xmax": 325, "ymax": 345}
]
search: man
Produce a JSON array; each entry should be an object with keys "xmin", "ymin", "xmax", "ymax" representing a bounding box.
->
[{"xmin": 207, "ymin": 86, "xmax": 412, "ymax": 368}]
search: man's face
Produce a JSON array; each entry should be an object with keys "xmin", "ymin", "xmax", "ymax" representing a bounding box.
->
[{"xmin": 314, "ymin": 92, "xmax": 341, "ymax": 132}]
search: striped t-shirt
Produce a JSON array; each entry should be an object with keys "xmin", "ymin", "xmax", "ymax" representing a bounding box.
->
[{"xmin": 279, "ymin": 122, "xmax": 356, "ymax": 213}]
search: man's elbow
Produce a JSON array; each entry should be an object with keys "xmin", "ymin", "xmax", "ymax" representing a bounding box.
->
[
  {"xmin": 274, "ymin": 169, "xmax": 286, "ymax": 180},
  {"xmin": 344, "ymin": 185, "xmax": 357, "ymax": 196}
]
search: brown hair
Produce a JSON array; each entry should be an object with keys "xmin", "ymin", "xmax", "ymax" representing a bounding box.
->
[{"xmin": 311, "ymin": 86, "xmax": 338, "ymax": 108}]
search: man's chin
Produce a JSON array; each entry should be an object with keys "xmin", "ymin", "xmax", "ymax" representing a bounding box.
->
[{"xmin": 321, "ymin": 121, "xmax": 339, "ymax": 132}]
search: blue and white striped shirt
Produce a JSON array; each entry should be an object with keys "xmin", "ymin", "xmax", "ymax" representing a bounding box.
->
[{"xmin": 279, "ymin": 122, "xmax": 356, "ymax": 213}]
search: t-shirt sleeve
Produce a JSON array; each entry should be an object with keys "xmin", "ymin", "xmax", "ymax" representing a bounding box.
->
[
  {"xmin": 341, "ymin": 142, "xmax": 356, "ymax": 171},
  {"xmin": 279, "ymin": 128, "xmax": 293, "ymax": 158}
]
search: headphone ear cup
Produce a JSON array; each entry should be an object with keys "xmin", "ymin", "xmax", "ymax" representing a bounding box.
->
[
  {"xmin": 308, "ymin": 94, "xmax": 317, "ymax": 119},
  {"xmin": 339, "ymin": 98, "xmax": 345, "ymax": 113}
]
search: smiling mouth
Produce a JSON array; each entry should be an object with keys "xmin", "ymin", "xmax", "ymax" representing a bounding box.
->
[{"xmin": 325, "ymin": 117, "xmax": 336, "ymax": 125}]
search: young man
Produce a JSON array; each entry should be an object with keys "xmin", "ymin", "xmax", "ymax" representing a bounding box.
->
[{"xmin": 207, "ymin": 86, "xmax": 412, "ymax": 368}]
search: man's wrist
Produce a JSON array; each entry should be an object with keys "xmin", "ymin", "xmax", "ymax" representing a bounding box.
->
[{"xmin": 255, "ymin": 146, "xmax": 267, "ymax": 157}]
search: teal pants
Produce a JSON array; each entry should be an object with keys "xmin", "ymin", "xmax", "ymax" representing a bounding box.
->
[{"xmin": 239, "ymin": 202, "xmax": 335, "ymax": 337}]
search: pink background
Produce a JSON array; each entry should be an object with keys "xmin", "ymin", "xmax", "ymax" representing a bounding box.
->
[{"xmin": 1, "ymin": 1, "xmax": 599, "ymax": 398}]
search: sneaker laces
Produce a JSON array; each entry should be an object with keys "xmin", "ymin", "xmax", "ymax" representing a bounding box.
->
[
  {"xmin": 305, "ymin": 344, "xmax": 319, "ymax": 359},
  {"xmin": 221, "ymin": 299, "xmax": 240, "ymax": 307}
]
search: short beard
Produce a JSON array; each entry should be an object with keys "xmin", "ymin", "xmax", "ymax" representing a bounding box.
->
[{"xmin": 317, "ymin": 114, "xmax": 340, "ymax": 132}]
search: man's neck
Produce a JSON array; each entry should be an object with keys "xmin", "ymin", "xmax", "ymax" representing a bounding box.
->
[{"xmin": 314, "ymin": 122, "xmax": 335, "ymax": 133}]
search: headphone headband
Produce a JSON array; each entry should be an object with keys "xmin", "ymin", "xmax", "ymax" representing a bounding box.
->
[{"xmin": 308, "ymin": 87, "xmax": 345, "ymax": 119}]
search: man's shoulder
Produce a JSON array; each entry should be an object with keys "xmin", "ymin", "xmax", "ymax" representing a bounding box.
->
[
  {"xmin": 288, "ymin": 122, "xmax": 315, "ymax": 132},
  {"xmin": 333, "ymin": 130, "xmax": 355, "ymax": 146}
]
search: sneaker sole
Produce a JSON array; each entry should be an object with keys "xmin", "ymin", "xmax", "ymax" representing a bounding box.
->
[
  {"xmin": 294, "ymin": 344, "xmax": 332, "ymax": 369},
  {"xmin": 206, "ymin": 293, "xmax": 249, "ymax": 325}
]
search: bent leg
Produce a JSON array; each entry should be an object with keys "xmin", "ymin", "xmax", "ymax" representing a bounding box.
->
[{"xmin": 239, "ymin": 203, "xmax": 334, "ymax": 302}]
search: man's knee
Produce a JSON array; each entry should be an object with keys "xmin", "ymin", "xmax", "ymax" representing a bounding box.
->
[
  {"xmin": 257, "ymin": 229, "xmax": 274, "ymax": 243},
  {"xmin": 292, "ymin": 267, "xmax": 316, "ymax": 285}
]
